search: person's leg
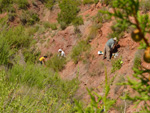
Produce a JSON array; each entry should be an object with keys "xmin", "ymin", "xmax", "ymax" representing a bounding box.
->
[
  {"xmin": 40, "ymin": 61, "xmax": 42, "ymax": 65},
  {"xmin": 103, "ymin": 45, "xmax": 106, "ymax": 59},
  {"xmin": 106, "ymin": 45, "xmax": 110, "ymax": 61}
]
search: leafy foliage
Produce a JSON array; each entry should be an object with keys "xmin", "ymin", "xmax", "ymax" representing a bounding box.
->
[
  {"xmin": 111, "ymin": 57, "xmax": 123, "ymax": 73},
  {"xmin": 57, "ymin": 0, "xmax": 81, "ymax": 28},
  {"xmin": 104, "ymin": 0, "xmax": 150, "ymax": 112}
]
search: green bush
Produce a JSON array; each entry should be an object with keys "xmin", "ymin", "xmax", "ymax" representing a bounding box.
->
[
  {"xmin": 71, "ymin": 40, "xmax": 91, "ymax": 64},
  {"xmin": 60, "ymin": 21, "xmax": 67, "ymax": 30},
  {"xmin": 45, "ymin": 0, "xmax": 55, "ymax": 10},
  {"xmin": 83, "ymin": 0, "xmax": 94, "ymax": 5},
  {"xmin": 57, "ymin": 0, "xmax": 80, "ymax": 27},
  {"xmin": 73, "ymin": 16, "xmax": 84, "ymax": 27},
  {"xmin": 96, "ymin": 8, "xmax": 111, "ymax": 23},
  {"xmin": 111, "ymin": 57, "xmax": 123, "ymax": 73},
  {"xmin": 46, "ymin": 55, "xmax": 66, "ymax": 71},
  {"xmin": 17, "ymin": 0, "xmax": 29, "ymax": 10},
  {"xmin": 0, "ymin": 0, "xmax": 13, "ymax": 13},
  {"xmin": 2, "ymin": 25, "xmax": 31, "ymax": 49},
  {"xmin": 107, "ymin": 20, "xmax": 129, "ymax": 40},
  {"xmin": 20, "ymin": 11, "xmax": 39, "ymax": 25},
  {"xmin": 22, "ymin": 48, "xmax": 41, "ymax": 64},
  {"xmin": 86, "ymin": 23, "xmax": 102, "ymax": 42}
]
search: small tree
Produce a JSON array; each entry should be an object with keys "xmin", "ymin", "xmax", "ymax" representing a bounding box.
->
[{"xmin": 103, "ymin": 0, "xmax": 150, "ymax": 112}]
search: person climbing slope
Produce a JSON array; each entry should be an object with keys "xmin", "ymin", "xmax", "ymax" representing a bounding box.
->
[
  {"xmin": 58, "ymin": 49, "xmax": 65, "ymax": 57},
  {"xmin": 103, "ymin": 37, "xmax": 117, "ymax": 61},
  {"xmin": 39, "ymin": 56, "xmax": 47, "ymax": 65}
]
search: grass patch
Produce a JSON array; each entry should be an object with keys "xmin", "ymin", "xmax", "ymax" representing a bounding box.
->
[
  {"xmin": 43, "ymin": 22, "xmax": 57, "ymax": 30},
  {"xmin": 86, "ymin": 23, "xmax": 102, "ymax": 42},
  {"xmin": 71, "ymin": 40, "xmax": 91, "ymax": 64},
  {"xmin": 46, "ymin": 55, "xmax": 66, "ymax": 71},
  {"xmin": 83, "ymin": 0, "xmax": 94, "ymax": 5},
  {"xmin": 20, "ymin": 11, "xmax": 39, "ymax": 25},
  {"xmin": 111, "ymin": 57, "xmax": 123, "ymax": 73},
  {"xmin": 0, "ymin": 64, "xmax": 79, "ymax": 112}
]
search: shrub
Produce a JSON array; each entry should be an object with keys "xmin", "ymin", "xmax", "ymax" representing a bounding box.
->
[
  {"xmin": 43, "ymin": 22, "xmax": 57, "ymax": 30},
  {"xmin": 60, "ymin": 21, "xmax": 67, "ymax": 30},
  {"xmin": 107, "ymin": 20, "xmax": 129, "ymax": 40},
  {"xmin": 0, "ymin": 0, "xmax": 13, "ymax": 13},
  {"xmin": 72, "ymin": 16, "xmax": 84, "ymax": 27},
  {"xmin": 111, "ymin": 57, "xmax": 123, "ymax": 73},
  {"xmin": 17, "ymin": 0, "xmax": 29, "ymax": 10},
  {"xmin": 2, "ymin": 25, "xmax": 31, "ymax": 49},
  {"xmin": 96, "ymin": 8, "xmax": 111, "ymax": 23},
  {"xmin": 83, "ymin": 0, "xmax": 94, "ymax": 5},
  {"xmin": 45, "ymin": 0, "xmax": 55, "ymax": 10},
  {"xmin": 71, "ymin": 40, "xmax": 91, "ymax": 64},
  {"xmin": 86, "ymin": 23, "xmax": 102, "ymax": 42},
  {"xmin": 22, "ymin": 48, "xmax": 41, "ymax": 64},
  {"xmin": 57, "ymin": 0, "xmax": 80, "ymax": 27},
  {"xmin": 46, "ymin": 55, "xmax": 66, "ymax": 71},
  {"xmin": 20, "ymin": 11, "xmax": 39, "ymax": 25}
]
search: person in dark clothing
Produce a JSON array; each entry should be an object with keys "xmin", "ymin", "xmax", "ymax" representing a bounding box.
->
[{"xmin": 103, "ymin": 37, "xmax": 117, "ymax": 61}]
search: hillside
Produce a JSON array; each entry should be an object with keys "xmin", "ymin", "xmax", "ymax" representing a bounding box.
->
[{"xmin": 0, "ymin": 0, "xmax": 150, "ymax": 112}]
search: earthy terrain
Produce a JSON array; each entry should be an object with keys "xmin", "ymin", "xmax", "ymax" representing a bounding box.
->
[{"xmin": 1, "ymin": 0, "xmax": 149, "ymax": 112}]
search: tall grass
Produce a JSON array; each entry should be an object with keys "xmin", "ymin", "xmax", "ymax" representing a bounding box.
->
[
  {"xmin": 0, "ymin": 63, "xmax": 79, "ymax": 112},
  {"xmin": 1, "ymin": 25, "xmax": 31, "ymax": 49}
]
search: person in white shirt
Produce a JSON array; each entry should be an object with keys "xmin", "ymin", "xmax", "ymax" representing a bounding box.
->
[{"xmin": 58, "ymin": 49, "xmax": 65, "ymax": 57}]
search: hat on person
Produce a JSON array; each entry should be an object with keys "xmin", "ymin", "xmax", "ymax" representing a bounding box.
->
[
  {"xmin": 113, "ymin": 37, "xmax": 117, "ymax": 41},
  {"xmin": 58, "ymin": 49, "xmax": 62, "ymax": 52}
]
